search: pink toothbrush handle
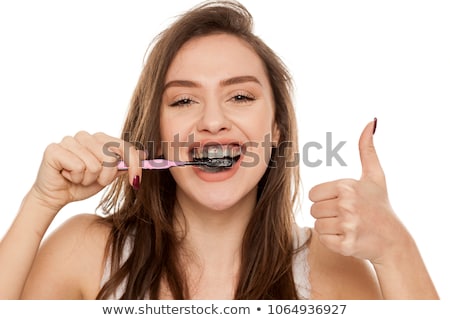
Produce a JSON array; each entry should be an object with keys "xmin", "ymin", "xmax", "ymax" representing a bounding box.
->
[{"xmin": 117, "ymin": 159, "xmax": 185, "ymax": 170}]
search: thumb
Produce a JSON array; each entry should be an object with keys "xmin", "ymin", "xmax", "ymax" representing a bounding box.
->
[{"xmin": 359, "ymin": 118, "xmax": 385, "ymax": 185}]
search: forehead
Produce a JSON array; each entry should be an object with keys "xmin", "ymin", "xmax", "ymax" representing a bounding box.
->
[{"xmin": 166, "ymin": 33, "xmax": 269, "ymax": 83}]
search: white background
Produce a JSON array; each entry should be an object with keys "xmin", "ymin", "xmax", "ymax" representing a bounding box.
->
[{"xmin": 0, "ymin": 0, "xmax": 449, "ymax": 301}]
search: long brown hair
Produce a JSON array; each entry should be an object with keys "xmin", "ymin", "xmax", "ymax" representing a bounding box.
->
[{"xmin": 96, "ymin": 0, "xmax": 302, "ymax": 299}]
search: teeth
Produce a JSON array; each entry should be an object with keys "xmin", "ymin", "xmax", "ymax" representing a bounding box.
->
[
  {"xmin": 207, "ymin": 145, "xmax": 223, "ymax": 158},
  {"xmin": 230, "ymin": 145, "xmax": 241, "ymax": 158},
  {"xmin": 193, "ymin": 144, "xmax": 241, "ymax": 159}
]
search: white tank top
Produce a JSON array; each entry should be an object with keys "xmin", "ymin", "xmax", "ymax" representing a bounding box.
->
[{"xmin": 100, "ymin": 225, "xmax": 311, "ymax": 299}]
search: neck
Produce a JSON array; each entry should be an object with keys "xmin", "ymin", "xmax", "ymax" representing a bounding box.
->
[
  {"xmin": 173, "ymin": 187, "xmax": 257, "ymax": 298},
  {"xmin": 174, "ymin": 187, "xmax": 257, "ymax": 266}
]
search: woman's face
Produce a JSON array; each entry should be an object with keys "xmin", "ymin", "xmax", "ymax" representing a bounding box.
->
[{"xmin": 160, "ymin": 33, "xmax": 278, "ymax": 211}]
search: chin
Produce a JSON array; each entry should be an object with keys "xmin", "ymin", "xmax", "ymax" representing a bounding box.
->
[
  {"xmin": 196, "ymin": 186, "xmax": 257, "ymax": 213},
  {"xmin": 197, "ymin": 195, "xmax": 242, "ymax": 212}
]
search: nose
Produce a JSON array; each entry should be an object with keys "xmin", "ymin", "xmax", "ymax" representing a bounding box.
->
[{"xmin": 196, "ymin": 101, "xmax": 232, "ymax": 134}]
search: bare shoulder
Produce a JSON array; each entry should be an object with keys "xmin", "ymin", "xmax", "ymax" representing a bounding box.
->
[
  {"xmin": 22, "ymin": 213, "xmax": 112, "ymax": 299},
  {"xmin": 307, "ymin": 229, "xmax": 382, "ymax": 299}
]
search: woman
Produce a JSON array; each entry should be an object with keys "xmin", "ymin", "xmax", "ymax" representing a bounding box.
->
[{"xmin": 0, "ymin": 0, "xmax": 438, "ymax": 299}]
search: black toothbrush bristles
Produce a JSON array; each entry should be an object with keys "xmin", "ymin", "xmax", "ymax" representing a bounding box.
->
[{"xmin": 190, "ymin": 157, "xmax": 234, "ymax": 167}]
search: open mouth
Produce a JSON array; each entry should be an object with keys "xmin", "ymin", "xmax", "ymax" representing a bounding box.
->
[{"xmin": 191, "ymin": 143, "xmax": 242, "ymax": 173}]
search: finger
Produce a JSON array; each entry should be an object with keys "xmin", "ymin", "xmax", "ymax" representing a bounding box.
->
[
  {"xmin": 310, "ymin": 199, "xmax": 339, "ymax": 219},
  {"xmin": 59, "ymin": 136, "xmax": 102, "ymax": 186},
  {"xmin": 314, "ymin": 217, "xmax": 342, "ymax": 235},
  {"xmin": 137, "ymin": 149, "xmax": 148, "ymax": 161},
  {"xmin": 317, "ymin": 234, "xmax": 346, "ymax": 255},
  {"xmin": 359, "ymin": 118, "xmax": 385, "ymax": 185},
  {"xmin": 95, "ymin": 149, "xmax": 131, "ymax": 187},
  {"xmin": 93, "ymin": 132, "xmax": 143, "ymax": 189},
  {"xmin": 76, "ymin": 131, "xmax": 121, "ymax": 167},
  {"xmin": 73, "ymin": 132, "xmax": 122, "ymax": 187},
  {"xmin": 309, "ymin": 181, "xmax": 339, "ymax": 202},
  {"xmin": 46, "ymin": 145, "xmax": 88, "ymax": 185},
  {"xmin": 309, "ymin": 179, "xmax": 357, "ymax": 202}
]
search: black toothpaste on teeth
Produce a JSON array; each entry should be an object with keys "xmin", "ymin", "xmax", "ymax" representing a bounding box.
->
[{"xmin": 193, "ymin": 157, "xmax": 236, "ymax": 167}]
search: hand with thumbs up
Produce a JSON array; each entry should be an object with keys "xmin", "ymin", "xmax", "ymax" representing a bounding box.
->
[
  {"xmin": 309, "ymin": 118, "xmax": 439, "ymax": 299},
  {"xmin": 309, "ymin": 118, "xmax": 402, "ymax": 264}
]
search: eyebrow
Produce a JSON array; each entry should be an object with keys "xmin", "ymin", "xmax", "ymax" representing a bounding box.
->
[{"xmin": 164, "ymin": 75, "xmax": 262, "ymax": 91}]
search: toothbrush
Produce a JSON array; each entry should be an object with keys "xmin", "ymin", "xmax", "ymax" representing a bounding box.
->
[{"xmin": 117, "ymin": 158, "xmax": 233, "ymax": 170}]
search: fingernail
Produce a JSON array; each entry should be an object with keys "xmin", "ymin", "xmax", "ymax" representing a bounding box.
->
[
  {"xmin": 132, "ymin": 175, "xmax": 140, "ymax": 191},
  {"xmin": 373, "ymin": 117, "xmax": 378, "ymax": 135}
]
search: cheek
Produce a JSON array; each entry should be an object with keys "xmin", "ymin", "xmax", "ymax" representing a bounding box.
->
[
  {"xmin": 161, "ymin": 112, "xmax": 180, "ymax": 138},
  {"xmin": 242, "ymin": 114, "xmax": 276, "ymax": 144},
  {"xmin": 160, "ymin": 110, "xmax": 197, "ymax": 138},
  {"xmin": 241, "ymin": 131, "xmax": 276, "ymax": 168},
  {"xmin": 160, "ymin": 116, "xmax": 175, "ymax": 157},
  {"xmin": 160, "ymin": 115, "xmax": 193, "ymax": 159},
  {"xmin": 159, "ymin": 113, "xmax": 169, "ymax": 141}
]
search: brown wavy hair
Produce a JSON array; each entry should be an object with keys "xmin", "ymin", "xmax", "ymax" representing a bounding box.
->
[{"xmin": 96, "ymin": 0, "xmax": 303, "ymax": 299}]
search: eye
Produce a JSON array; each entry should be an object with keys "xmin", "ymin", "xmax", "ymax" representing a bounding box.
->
[
  {"xmin": 230, "ymin": 93, "xmax": 256, "ymax": 104},
  {"xmin": 169, "ymin": 97, "xmax": 197, "ymax": 107}
]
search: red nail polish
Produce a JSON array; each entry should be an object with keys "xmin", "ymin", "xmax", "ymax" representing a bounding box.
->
[
  {"xmin": 373, "ymin": 117, "xmax": 378, "ymax": 135},
  {"xmin": 132, "ymin": 175, "xmax": 140, "ymax": 191}
]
